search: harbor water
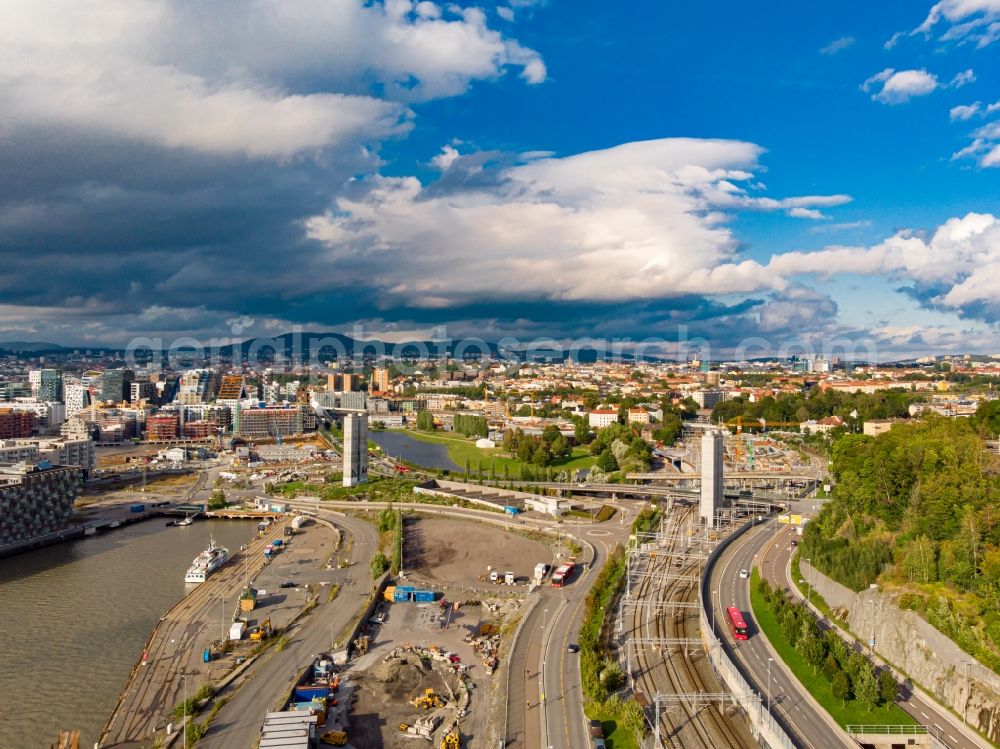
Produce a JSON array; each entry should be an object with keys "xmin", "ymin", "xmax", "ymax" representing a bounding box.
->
[{"xmin": 0, "ymin": 518, "xmax": 254, "ymax": 749}]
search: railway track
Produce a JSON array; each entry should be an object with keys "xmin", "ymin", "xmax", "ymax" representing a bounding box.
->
[
  {"xmin": 627, "ymin": 507, "xmax": 754, "ymax": 749},
  {"xmin": 100, "ymin": 521, "xmax": 289, "ymax": 746}
]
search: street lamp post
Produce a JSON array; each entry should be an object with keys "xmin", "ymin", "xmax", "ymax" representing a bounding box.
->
[
  {"xmin": 712, "ymin": 590, "xmax": 717, "ymax": 636},
  {"xmin": 767, "ymin": 657, "xmax": 774, "ymax": 716}
]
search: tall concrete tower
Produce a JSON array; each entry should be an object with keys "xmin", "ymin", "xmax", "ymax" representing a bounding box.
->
[
  {"xmin": 700, "ymin": 430, "xmax": 724, "ymax": 527},
  {"xmin": 342, "ymin": 413, "xmax": 368, "ymax": 487}
]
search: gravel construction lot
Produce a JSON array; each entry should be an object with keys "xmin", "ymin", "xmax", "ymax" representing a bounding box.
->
[{"xmin": 402, "ymin": 516, "xmax": 553, "ymax": 588}]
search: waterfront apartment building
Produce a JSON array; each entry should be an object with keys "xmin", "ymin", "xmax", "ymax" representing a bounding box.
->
[
  {"xmin": 0, "ymin": 463, "xmax": 82, "ymax": 547},
  {"xmin": 342, "ymin": 412, "xmax": 368, "ymax": 487},
  {"xmin": 0, "ymin": 438, "xmax": 96, "ymax": 476}
]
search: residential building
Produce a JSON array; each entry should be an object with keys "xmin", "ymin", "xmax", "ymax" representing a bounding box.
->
[
  {"xmin": 339, "ymin": 391, "xmax": 366, "ymax": 411},
  {"xmin": 0, "ymin": 409, "xmax": 36, "ymax": 438},
  {"xmin": 863, "ymin": 418, "xmax": 903, "ymax": 437},
  {"xmin": 588, "ymin": 409, "xmax": 618, "ymax": 429},
  {"xmin": 692, "ymin": 389, "xmax": 726, "ymax": 409},
  {"xmin": 234, "ymin": 406, "xmax": 315, "ymax": 440},
  {"xmin": 146, "ymin": 414, "xmax": 180, "ymax": 441},
  {"xmin": 176, "ymin": 369, "xmax": 219, "ymax": 404},
  {"xmin": 372, "ymin": 367, "xmax": 391, "ymax": 393},
  {"xmin": 130, "ymin": 381, "xmax": 157, "ymax": 403},
  {"xmin": 0, "ymin": 463, "xmax": 81, "ymax": 547},
  {"xmin": 627, "ymin": 407, "xmax": 650, "ymax": 425},
  {"xmin": 800, "ymin": 415, "xmax": 846, "ymax": 435}
]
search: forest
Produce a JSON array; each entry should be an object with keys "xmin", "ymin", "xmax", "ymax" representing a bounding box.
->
[{"xmin": 800, "ymin": 406, "xmax": 1000, "ymax": 668}]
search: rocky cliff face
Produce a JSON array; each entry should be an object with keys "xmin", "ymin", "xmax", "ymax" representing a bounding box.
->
[{"xmin": 801, "ymin": 560, "xmax": 1000, "ymax": 744}]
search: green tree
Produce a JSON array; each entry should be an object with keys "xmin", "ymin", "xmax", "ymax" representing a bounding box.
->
[
  {"xmin": 854, "ymin": 661, "xmax": 879, "ymax": 711},
  {"xmin": 370, "ymin": 551, "xmax": 389, "ymax": 579},
  {"xmin": 620, "ymin": 698, "xmax": 647, "ymax": 737},
  {"xmin": 832, "ymin": 671, "xmax": 852, "ymax": 707},
  {"xmin": 415, "ymin": 410, "xmax": 435, "ymax": 431}
]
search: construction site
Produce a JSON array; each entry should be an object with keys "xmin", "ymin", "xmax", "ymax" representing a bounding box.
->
[{"xmin": 343, "ymin": 589, "xmax": 513, "ymax": 749}]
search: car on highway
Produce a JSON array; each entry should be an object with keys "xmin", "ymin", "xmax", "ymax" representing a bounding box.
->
[
  {"xmin": 739, "ymin": 569, "xmax": 749, "ymax": 579},
  {"xmin": 567, "ymin": 643, "xmax": 580, "ymax": 653}
]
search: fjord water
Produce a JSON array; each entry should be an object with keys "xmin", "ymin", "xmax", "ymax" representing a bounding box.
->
[{"xmin": 0, "ymin": 519, "xmax": 253, "ymax": 748}]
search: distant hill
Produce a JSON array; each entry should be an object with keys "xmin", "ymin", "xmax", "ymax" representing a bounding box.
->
[{"xmin": 0, "ymin": 341, "xmax": 70, "ymax": 353}]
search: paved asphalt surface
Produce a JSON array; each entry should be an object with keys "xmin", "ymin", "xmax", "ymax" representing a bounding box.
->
[
  {"xmin": 505, "ymin": 504, "xmax": 636, "ymax": 749},
  {"xmin": 197, "ymin": 511, "xmax": 378, "ymax": 749},
  {"xmin": 711, "ymin": 518, "xmax": 987, "ymax": 749}
]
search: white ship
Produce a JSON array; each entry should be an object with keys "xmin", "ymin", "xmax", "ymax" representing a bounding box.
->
[{"xmin": 184, "ymin": 537, "xmax": 230, "ymax": 584}]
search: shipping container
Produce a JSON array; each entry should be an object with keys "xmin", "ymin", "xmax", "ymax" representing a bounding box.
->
[
  {"xmin": 129, "ymin": 503, "xmax": 145, "ymax": 513},
  {"xmin": 229, "ymin": 621, "xmax": 246, "ymax": 641},
  {"xmin": 393, "ymin": 590, "xmax": 411, "ymax": 603},
  {"xmin": 384, "ymin": 585, "xmax": 397, "ymax": 602},
  {"xmin": 293, "ymin": 685, "xmax": 331, "ymax": 701},
  {"xmin": 412, "ymin": 590, "xmax": 435, "ymax": 603}
]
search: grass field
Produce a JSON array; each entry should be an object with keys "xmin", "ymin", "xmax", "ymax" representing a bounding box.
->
[
  {"xmin": 749, "ymin": 569, "xmax": 916, "ymax": 728},
  {"xmin": 583, "ymin": 709, "xmax": 640, "ymax": 749},
  {"xmin": 396, "ymin": 428, "xmax": 597, "ymax": 475}
]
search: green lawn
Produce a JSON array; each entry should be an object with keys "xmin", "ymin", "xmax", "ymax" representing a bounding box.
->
[
  {"xmin": 582, "ymin": 710, "xmax": 640, "ymax": 749},
  {"xmin": 749, "ymin": 569, "xmax": 916, "ymax": 728},
  {"xmin": 394, "ymin": 428, "xmax": 597, "ymax": 475}
]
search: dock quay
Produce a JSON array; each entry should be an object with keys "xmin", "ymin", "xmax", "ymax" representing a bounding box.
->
[{"xmin": 99, "ymin": 519, "xmax": 292, "ymax": 748}]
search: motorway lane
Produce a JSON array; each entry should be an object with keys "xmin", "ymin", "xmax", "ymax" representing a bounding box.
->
[
  {"xmin": 710, "ymin": 519, "xmax": 855, "ymax": 749},
  {"xmin": 198, "ymin": 512, "xmax": 379, "ymax": 749},
  {"xmin": 759, "ymin": 525, "xmax": 985, "ymax": 749},
  {"xmin": 538, "ymin": 512, "xmax": 633, "ymax": 749}
]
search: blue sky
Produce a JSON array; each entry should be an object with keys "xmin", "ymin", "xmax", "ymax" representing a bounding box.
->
[{"xmin": 0, "ymin": 0, "xmax": 997, "ymax": 357}]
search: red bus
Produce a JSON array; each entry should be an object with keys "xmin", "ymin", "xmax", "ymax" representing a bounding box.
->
[
  {"xmin": 551, "ymin": 563, "xmax": 574, "ymax": 587},
  {"xmin": 727, "ymin": 607, "xmax": 749, "ymax": 640}
]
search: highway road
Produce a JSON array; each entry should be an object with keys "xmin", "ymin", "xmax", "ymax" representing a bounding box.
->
[
  {"xmin": 198, "ymin": 511, "xmax": 379, "ymax": 749},
  {"xmin": 758, "ymin": 524, "xmax": 986, "ymax": 749},
  {"xmin": 709, "ymin": 518, "xmax": 855, "ymax": 749},
  {"xmin": 505, "ymin": 503, "xmax": 636, "ymax": 749}
]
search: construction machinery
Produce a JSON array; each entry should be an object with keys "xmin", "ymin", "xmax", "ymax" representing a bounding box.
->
[
  {"xmin": 441, "ymin": 730, "xmax": 460, "ymax": 749},
  {"xmin": 248, "ymin": 617, "xmax": 272, "ymax": 641},
  {"xmin": 412, "ymin": 688, "xmax": 446, "ymax": 710},
  {"xmin": 319, "ymin": 729, "xmax": 348, "ymax": 746}
]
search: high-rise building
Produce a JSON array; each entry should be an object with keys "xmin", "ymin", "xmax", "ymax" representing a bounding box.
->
[
  {"xmin": 342, "ymin": 413, "xmax": 368, "ymax": 487},
  {"xmin": 372, "ymin": 368, "xmax": 391, "ymax": 393},
  {"xmin": 99, "ymin": 369, "xmax": 134, "ymax": 403},
  {"xmin": 64, "ymin": 384, "xmax": 92, "ymax": 417},
  {"xmin": 700, "ymin": 430, "xmax": 724, "ymax": 528},
  {"xmin": 341, "ymin": 373, "xmax": 359, "ymax": 392},
  {"xmin": 28, "ymin": 369, "xmax": 62, "ymax": 402}
]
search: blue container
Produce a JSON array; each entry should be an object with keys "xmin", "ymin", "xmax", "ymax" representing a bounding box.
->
[
  {"xmin": 393, "ymin": 590, "xmax": 411, "ymax": 603},
  {"xmin": 413, "ymin": 590, "xmax": 435, "ymax": 603},
  {"xmin": 397, "ymin": 585, "xmax": 416, "ymax": 592},
  {"xmin": 272, "ymin": 539, "xmax": 284, "ymax": 547},
  {"xmin": 504, "ymin": 505, "xmax": 519, "ymax": 515},
  {"xmin": 203, "ymin": 648, "xmax": 211, "ymax": 663},
  {"xmin": 130, "ymin": 503, "xmax": 145, "ymax": 513},
  {"xmin": 294, "ymin": 685, "xmax": 331, "ymax": 701}
]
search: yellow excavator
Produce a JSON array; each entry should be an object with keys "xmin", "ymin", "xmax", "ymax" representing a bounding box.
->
[
  {"xmin": 412, "ymin": 688, "xmax": 446, "ymax": 710},
  {"xmin": 440, "ymin": 731, "xmax": 460, "ymax": 748}
]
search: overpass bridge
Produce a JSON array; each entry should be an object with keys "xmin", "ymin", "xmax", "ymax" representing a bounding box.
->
[
  {"xmin": 626, "ymin": 471, "xmax": 822, "ymax": 482},
  {"xmin": 520, "ymin": 481, "xmax": 791, "ymax": 509}
]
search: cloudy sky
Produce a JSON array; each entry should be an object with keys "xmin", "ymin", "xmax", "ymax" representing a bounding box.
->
[{"xmin": 0, "ymin": 0, "xmax": 998, "ymax": 358}]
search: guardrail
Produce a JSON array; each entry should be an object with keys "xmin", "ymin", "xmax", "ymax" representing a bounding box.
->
[{"xmin": 698, "ymin": 518, "xmax": 798, "ymax": 749}]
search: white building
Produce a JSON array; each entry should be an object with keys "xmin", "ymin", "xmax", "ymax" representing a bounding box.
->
[
  {"xmin": 588, "ymin": 409, "xmax": 618, "ymax": 429},
  {"xmin": 28, "ymin": 369, "xmax": 62, "ymax": 402},
  {"xmin": 7, "ymin": 399, "xmax": 66, "ymax": 429},
  {"xmin": 64, "ymin": 384, "xmax": 92, "ymax": 418}
]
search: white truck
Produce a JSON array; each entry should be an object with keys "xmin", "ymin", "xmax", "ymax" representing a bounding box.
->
[
  {"xmin": 534, "ymin": 563, "xmax": 550, "ymax": 583},
  {"xmin": 504, "ymin": 571, "xmax": 516, "ymax": 585}
]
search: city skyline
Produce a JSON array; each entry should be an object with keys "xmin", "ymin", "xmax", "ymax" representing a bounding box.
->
[{"xmin": 1, "ymin": 1, "xmax": 998, "ymax": 356}]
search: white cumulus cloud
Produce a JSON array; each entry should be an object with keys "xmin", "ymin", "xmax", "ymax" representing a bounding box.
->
[
  {"xmin": 0, "ymin": 0, "xmax": 546, "ymax": 158},
  {"xmin": 862, "ymin": 68, "xmax": 940, "ymax": 104},
  {"xmin": 306, "ymin": 138, "xmax": 853, "ymax": 308},
  {"xmin": 913, "ymin": 0, "xmax": 1000, "ymax": 46}
]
